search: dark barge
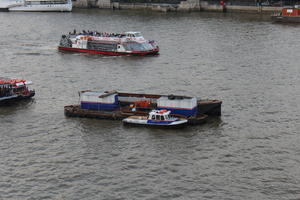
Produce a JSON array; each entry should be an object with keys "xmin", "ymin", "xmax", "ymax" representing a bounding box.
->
[{"xmin": 64, "ymin": 91, "xmax": 222, "ymax": 125}]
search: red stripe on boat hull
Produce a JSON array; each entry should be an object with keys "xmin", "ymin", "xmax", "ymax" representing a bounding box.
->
[{"xmin": 58, "ymin": 46, "xmax": 159, "ymax": 56}]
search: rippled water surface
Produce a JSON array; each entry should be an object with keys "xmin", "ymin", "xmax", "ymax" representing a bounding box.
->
[{"xmin": 0, "ymin": 9, "xmax": 300, "ymax": 200}]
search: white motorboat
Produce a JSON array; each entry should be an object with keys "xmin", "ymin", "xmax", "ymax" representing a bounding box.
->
[{"xmin": 123, "ymin": 109, "xmax": 188, "ymax": 128}]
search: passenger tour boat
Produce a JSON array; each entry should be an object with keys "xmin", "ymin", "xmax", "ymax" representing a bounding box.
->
[
  {"xmin": 58, "ymin": 31, "xmax": 159, "ymax": 56},
  {"xmin": 271, "ymin": 6, "xmax": 300, "ymax": 22},
  {"xmin": 0, "ymin": 0, "xmax": 72, "ymax": 12},
  {"xmin": 123, "ymin": 110, "xmax": 188, "ymax": 128},
  {"xmin": 0, "ymin": 78, "xmax": 35, "ymax": 104}
]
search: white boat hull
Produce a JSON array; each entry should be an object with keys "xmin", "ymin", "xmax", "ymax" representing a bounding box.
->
[
  {"xmin": 0, "ymin": 0, "xmax": 22, "ymax": 10},
  {"xmin": 123, "ymin": 117, "xmax": 188, "ymax": 127}
]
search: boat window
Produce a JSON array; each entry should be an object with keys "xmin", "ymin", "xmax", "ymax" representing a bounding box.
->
[
  {"xmin": 161, "ymin": 116, "xmax": 165, "ymax": 121},
  {"xmin": 87, "ymin": 42, "xmax": 117, "ymax": 51},
  {"xmin": 156, "ymin": 115, "xmax": 160, "ymax": 120},
  {"xmin": 123, "ymin": 42, "xmax": 153, "ymax": 51},
  {"xmin": 152, "ymin": 115, "xmax": 155, "ymax": 120}
]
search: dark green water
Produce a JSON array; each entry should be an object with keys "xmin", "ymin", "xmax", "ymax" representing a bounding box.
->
[{"xmin": 0, "ymin": 9, "xmax": 300, "ymax": 199}]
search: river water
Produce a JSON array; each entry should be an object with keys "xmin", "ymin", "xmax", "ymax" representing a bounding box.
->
[{"xmin": 0, "ymin": 9, "xmax": 300, "ymax": 199}]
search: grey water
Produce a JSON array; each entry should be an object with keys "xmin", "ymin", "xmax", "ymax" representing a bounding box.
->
[{"xmin": 0, "ymin": 9, "xmax": 300, "ymax": 199}]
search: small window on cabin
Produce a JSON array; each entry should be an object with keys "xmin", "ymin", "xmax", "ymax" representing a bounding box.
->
[
  {"xmin": 161, "ymin": 116, "xmax": 165, "ymax": 121},
  {"xmin": 156, "ymin": 116, "xmax": 160, "ymax": 120},
  {"xmin": 152, "ymin": 115, "xmax": 155, "ymax": 120}
]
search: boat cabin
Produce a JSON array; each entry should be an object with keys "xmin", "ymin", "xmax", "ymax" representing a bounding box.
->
[
  {"xmin": 0, "ymin": 83, "xmax": 13, "ymax": 97},
  {"xmin": 80, "ymin": 90, "xmax": 119, "ymax": 111},
  {"xmin": 280, "ymin": 6, "xmax": 300, "ymax": 16},
  {"xmin": 157, "ymin": 95, "xmax": 197, "ymax": 117},
  {"xmin": 125, "ymin": 32, "xmax": 143, "ymax": 38},
  {"xmin": 25, "ymin": 0, "xmax": 69, "ymax": 5},
  {"xmin": 148, "ymin": 110, "xmax": 172, "ymax": 121},
  {"xmin": 0, "ymin": 78, "xmax": 34, "ymax": 102},
  {"xmin": 0, "ymin": 79, "xmax": 32, "ymax": 95}
]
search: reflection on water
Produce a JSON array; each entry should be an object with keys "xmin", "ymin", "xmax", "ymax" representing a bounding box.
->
[{"xmin": 0, "ymin": 99, "xmax": 35, "ymax": 114}]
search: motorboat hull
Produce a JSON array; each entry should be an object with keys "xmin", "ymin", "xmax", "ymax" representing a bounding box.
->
[
  {"xmin": 0, "ymin": 91, "xmax": 35, "ymax": 105},
  {"xmin": 123, "ymin": 117, "xmax": 188, "ymax": 128},
  {"xmin": 0, "ymin": 8, "xmax": 9, "ymax": 11}
]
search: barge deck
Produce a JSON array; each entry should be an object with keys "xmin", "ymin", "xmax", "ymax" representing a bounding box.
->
[
  {"xmin": 64, "ymin": 91, "xmax": 221, "ymax": 125},
  {"xmin": 64, "ymin": 105, "xmax": 208, "ymax": 125}
]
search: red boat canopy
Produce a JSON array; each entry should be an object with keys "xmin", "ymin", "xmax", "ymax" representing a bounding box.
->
[
  {"xmin": 0, "ymin": 79, "xmax": 26, "ymax": 85},
  {"xmin": 281, "ymin": 8, "xmax": 300, "ymax": 16}
]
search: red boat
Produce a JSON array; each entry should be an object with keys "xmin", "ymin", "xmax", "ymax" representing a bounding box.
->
[
  {"xmin": 58, "ymin": 31, "xmax": 159, "ymax": 56},
  {"xmin": 0, "ymin": 78, "xmax": 35, "ymax": 104},
  {"xmin": 271, "ymin": 6, "xmax": 300, "ymax": 23}
]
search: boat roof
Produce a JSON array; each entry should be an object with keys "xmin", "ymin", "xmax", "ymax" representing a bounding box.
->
[
  {"xmin": 0, "ymin": 78, "xmax": 31, "ymax": 85},
  {"xmin": 161, "ymin": 94, "xmax": 194, "ymax": 100},
  {"xmin": 149, "ymin": 110, "xmax": 171, "ymax": 116},
  {"xmin": 283, "ymin": 6, "xmax": 300, "ymax": 9},
  {"xmin": 80, "ymin": 90, "xmax": 117, "ymax": 97},
  {"xmin": 125, "ymin": 31, "xmax": 141, "ymax": 34}
]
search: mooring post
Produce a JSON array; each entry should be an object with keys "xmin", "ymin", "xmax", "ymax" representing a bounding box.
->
[{"xmin": 220, "ymin": 0, "xmax": 226, "ymax": 12}]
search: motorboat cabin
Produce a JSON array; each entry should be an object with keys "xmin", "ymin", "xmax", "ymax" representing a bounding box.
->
[{"xmin": 122, "ymin": 109, "xmax": 188, "ymax": 127}]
